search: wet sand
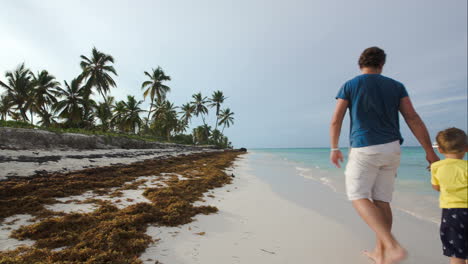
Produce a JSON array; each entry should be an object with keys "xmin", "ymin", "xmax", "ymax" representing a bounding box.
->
[{"xmin": 145, "ymin": 152, "xmax": 446, "ymax": 264}]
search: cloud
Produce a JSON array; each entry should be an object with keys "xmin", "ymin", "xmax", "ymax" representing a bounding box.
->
[{"xmin": 414, "ymin": 95, "xmax": 467, "ymax": 108}]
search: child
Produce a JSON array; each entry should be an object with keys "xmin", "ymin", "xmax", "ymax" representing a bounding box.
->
[{"xmin": 431, "ymin": 127, "xmax": 468, "ymax": 264}]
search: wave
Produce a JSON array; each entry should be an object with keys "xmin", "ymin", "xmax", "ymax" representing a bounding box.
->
[
  {"xmin": 260, "ymin": 151, "xmax": 440, "ymax": 225},
  {"xmin": 295, "ymin": 166, "xmax": 337, "ymax": 192},
  {"xmin": 393, "ymin": 206, "xmax": 440, "ymax": 225},
  {"xmin": 295, "ymin": 165, "xmax": 438, "ymax": 225}
]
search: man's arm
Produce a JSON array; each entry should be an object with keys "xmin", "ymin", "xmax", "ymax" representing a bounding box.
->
[
  {"xmin": 330, "ymin": 99, "xmax": 348, "ymax": 168},
  {"xmin": 432, "ymin": 185, "xmax": 440, "ymax": 192},
  {"xmin": 399, "ymin": 97, "xmax": 439, "ymax": 164}
]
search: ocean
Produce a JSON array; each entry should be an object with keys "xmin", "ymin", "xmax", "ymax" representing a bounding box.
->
[{"xmin": 249, "ymin": 147, "xmax": 451, "ymax": 224}]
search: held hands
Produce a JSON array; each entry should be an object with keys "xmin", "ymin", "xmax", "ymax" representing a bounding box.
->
[
  {"xmin": 426, "ymin": 151, "xmax": 440, "ymax": 164},
  {"xmin": 330, "ymin": 150, "xmax": 344, "ymax": 168},
  {"xmin": 425, "ymin": 151, "xmax": 440, "ymax": 170}
]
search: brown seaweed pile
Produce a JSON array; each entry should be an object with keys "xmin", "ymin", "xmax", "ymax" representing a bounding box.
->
[{"xmin": 0, "ymin": 151, "xmax": 242, "ymax": 263}]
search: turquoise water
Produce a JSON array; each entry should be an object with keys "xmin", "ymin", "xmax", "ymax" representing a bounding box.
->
[
  {"xmin": 253, "ymin": 147, "xmax": 438, "ymax": 196},
  {"xmin": 251, "ymin": 147, "xmax": 451, "ymax": 223}
]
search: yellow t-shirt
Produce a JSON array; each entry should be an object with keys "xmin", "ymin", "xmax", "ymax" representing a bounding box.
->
[{"xmin": 431, "ymin": 159, "xmax": 468, "ymax": 208}]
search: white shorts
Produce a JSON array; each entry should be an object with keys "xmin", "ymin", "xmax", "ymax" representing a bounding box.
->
[{"xmin": 345, "ymin": 145, "xmax": 400, "ymax": 203}]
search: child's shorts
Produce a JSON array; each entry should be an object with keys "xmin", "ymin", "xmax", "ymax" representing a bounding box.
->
[{"xmin": 440, "ymin": 208, "xmax": 468, "ymax": 259}]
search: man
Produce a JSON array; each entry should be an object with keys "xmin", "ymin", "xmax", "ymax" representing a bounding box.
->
[{"xmin": 329, "ymin": 47, "xmax": 439, "ymax": 264}]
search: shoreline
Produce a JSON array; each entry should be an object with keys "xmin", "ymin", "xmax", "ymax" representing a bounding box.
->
[
  {"xmin": 146, "ymin": 151, "xmax": 445, "ymax": 264},
  {"xmin": 0, "ymin": 149, "xmax": 446, "ymax": 263},
  {"xmin": 254, "ymin": 148, "xmax": 441, "ymax": 225},
  {"xmin": 140, "ymin": 154, "xmax": 368, "ymax": 264}
]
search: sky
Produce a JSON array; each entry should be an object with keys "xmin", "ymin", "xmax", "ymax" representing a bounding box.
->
[{"xmin": 1, "ymin": 0, "xmax": 466, "ymax": 148}]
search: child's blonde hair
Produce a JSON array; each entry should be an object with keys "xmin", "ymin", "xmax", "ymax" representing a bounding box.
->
[{"xmin": 436, "ymin": 127, "xmax": 467, "ymax": 154}]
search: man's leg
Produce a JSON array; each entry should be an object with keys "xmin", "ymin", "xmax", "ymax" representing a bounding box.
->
[
  {"xmin": 353, "ymin": 199, "xmax": 406, "ymax": 264},
  {"xmin": 365, "ymin": 200, "xmax": 393, "ymax": 260}
]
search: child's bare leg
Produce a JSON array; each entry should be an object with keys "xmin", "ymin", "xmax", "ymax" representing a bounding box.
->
[
  {"xmin": 449, "ymin": 257, "xmax": 466, "ymax": 264},
  {"xmin": 363, "ymin": 200, "xmax": 393, "ymax": 262},
  {"xmin": 353, "ymin": 199, "xmax": 406, "ymax": 264}
]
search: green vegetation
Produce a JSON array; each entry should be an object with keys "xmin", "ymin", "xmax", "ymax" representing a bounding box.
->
[
  {"xmin": 0, "ymin": 47, "xmax": 235, "ymax": 148},
  {"xmin": 0, "ymin": 120, "xmax": 165, "ymax": 143}
]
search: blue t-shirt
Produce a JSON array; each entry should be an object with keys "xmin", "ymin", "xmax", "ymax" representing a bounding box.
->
[{"xmin": 336, "ymin": 74, "xmax": 409, "ymax": 148}]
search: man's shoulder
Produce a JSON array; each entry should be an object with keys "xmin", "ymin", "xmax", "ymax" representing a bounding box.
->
[
  {"xmin": 343, "ymin": 74, "xmax": 404, "ymax": 85},
  {"xmin": 379, "ymin": 75, "xmax": 405, "ymax": 87},
  {"xmin": 342, "ymin": 75, "xmax": 364, "ymax": 87}
]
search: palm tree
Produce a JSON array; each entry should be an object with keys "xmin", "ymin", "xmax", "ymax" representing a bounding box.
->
[
  {"xmin": 31, "ymin": 70, "xmax": 60, "ymax": 110},
  {"xmin": 80, "ymin": 47, "xmax": 117, "ymax": 101},
  {"xmin": 191, "ymin": 92, "xmax": 208, "ymax": 125},
  {"xmin": 141, "ymin": 67, "xmax": 171, "ymax": 126},
  {"xmin": 176, "ymin": 119, "xmax": 189, "ymax": 134},
  {"xmin": 95, "ymin": 96, "xmax": 115, "ymax": 131},
  {"xmin": 180, "ymin": 103, "xmax": 195, "ymax": 124},
  {"xmin": 111, "ymin": 100, "xmax": 127, "ymax": 132},
  {"xmin": 0, "ymin": 63, "xmax": 33, "ymax": 121},
  {"xmin": 210, "ymin": 129, "xmax": 222, "ymax": 143},
  {"xmin": 218, "ymin": 108, "xmax": 234, "ymax": 133},
  {"xmin": 192, "ymin": 124, "xmax": 211, "ymax": 145},
  {"xmin": 37, "ymin": 110, "xmax": 58, "ymax": 127},
  {"xmin": 30, "ymin": 70, "xmax": 60, "ymax": 124},
  {"xmin": 0, "ymin": 95, "xmax": 13, "ymax": 121},
  {"xmin": 121, "ymin": 95, "xmax": 145, "ymax": 134},
  {"xmin": 53, "ymin": 78, "xmax": 88, "ymax": 126},
  {"xmin": 152, "ymin": 99, "xmax": 178, "ymax": 140},
  {"xmin": 10, "ymin": 112, "xmax": 22, "ymax": 121},
  {"xmin": 208, "ymin": 90, "xmax": 226, "ymax": 130}
]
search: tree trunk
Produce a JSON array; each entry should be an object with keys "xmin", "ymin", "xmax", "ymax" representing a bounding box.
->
[
  {"xmin": 30, "ymin": 110, "xmax": 34, "ymax": 125},
  {"xmin": 215, "ymin": 105, "xmax": 219, "ymax": 130},
  {"xmin": 20, "ymin": 108, "xmax": 27, "ymax": 122},
  {"xmin": 222, "ymin": 124, "xmax": 226, "ymax": 134},
  {"xmin": 146, "ymin": 98, "xmax": 153, "ymax": 127}
]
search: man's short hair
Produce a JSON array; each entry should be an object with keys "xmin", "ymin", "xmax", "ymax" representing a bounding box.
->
[
  {"xmin": 436, "ymin": 127, "xmax": 467, "ymax": 154},
  {"xmin": 358, "ymin": 47, "xmax": 386, "ymax": 69}
]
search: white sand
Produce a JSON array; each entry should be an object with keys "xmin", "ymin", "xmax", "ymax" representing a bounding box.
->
[
  {"xmin": 140, "ymin": 154, "xmax": 446, "ymax": 264},
  {"xmin": 140, "ymin": 156, "xmax": 369, "ymax": 264},
  {"xmin": 0, "ymin": 214, "xmax": 36, "ymax": 251}
]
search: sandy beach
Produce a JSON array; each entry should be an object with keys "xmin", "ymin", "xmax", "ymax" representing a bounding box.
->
[
  {"xmin": 0, "ymin": 144, "xmax": 446, "ymax": 263},
  {"xmin": 141, "ymin": 152, "xmax": 446, "ymax": 264}
]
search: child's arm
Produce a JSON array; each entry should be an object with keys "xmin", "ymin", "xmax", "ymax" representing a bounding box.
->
[{"xmin": 430, "ymin": 163, "xmax": 440, "ymax": 192}]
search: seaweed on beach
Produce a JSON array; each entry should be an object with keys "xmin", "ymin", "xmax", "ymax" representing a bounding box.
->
[{"xmin": 0, "ymin": 151, "xmax": 241, "ymax": 263}]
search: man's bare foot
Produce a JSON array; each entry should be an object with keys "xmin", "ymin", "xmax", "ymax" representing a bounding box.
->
[
  {"xmin": 362, "ymin": 250, "xmax": 380, "ymax": 263},
  {"xmin": 362, "ymin": 250, "xmax": 384, "ymax": 264},
  {"xmin": 382, "ymin": 246, "xmax": 407, "ymax": 264}
]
